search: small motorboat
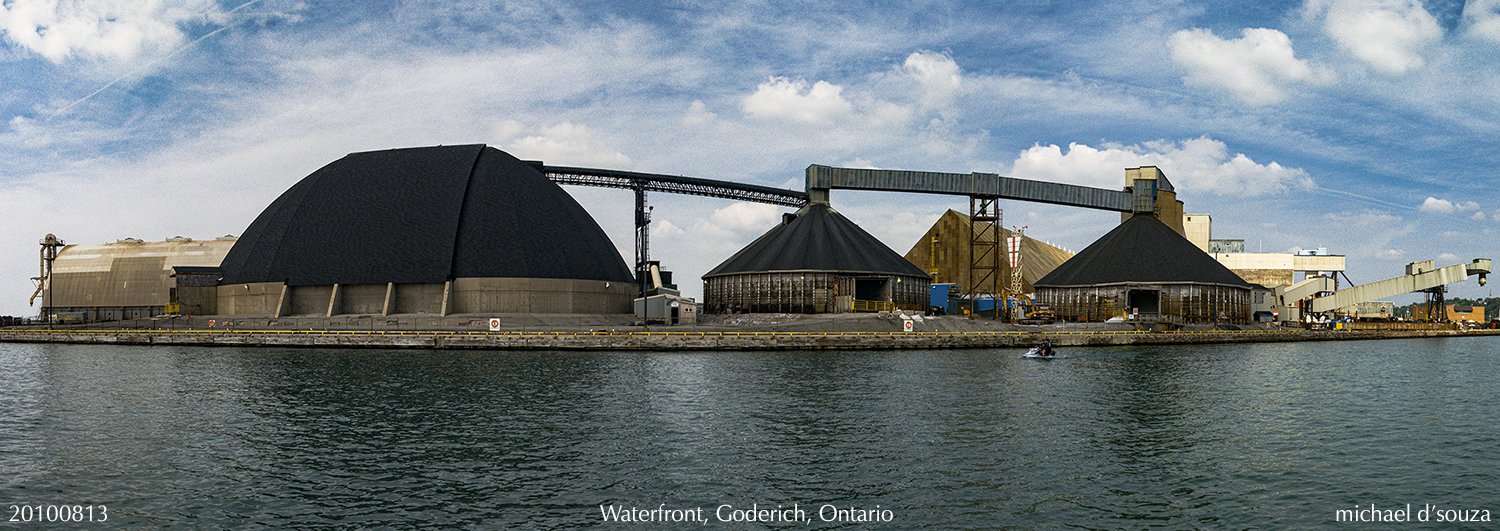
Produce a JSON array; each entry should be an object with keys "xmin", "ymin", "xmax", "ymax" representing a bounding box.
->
[{"xmin": 1021, "ymin": 346, "xmax": 1057, "ymax": 359}]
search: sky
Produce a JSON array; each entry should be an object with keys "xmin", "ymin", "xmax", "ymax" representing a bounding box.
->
[{"xmin": 1, "ymin": 0, "xmax": 1498, "ymax": 317}]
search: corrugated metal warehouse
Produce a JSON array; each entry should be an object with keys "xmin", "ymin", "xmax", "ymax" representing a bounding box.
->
[
  {"xmin": 902, "ymin": 209, "xmax": 1074, "ymax": 292},
  {"xmin": 1034, "ymin": 215, "xmax": 1252, "ymax": 324},
  {"xmin": 42, "ymin": 236, "xmax": 238, "ymax": 320},
  {"xmin": 214, "ymin": 144, "xmax": 637, "ymax": 316},
  {"xmin": 704, "ymin": 203, "xmax": 930, "ymax": 314}
]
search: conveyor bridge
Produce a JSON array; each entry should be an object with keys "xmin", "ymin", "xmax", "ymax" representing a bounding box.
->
[
  {"xmin": 1284, "ymin": 259, "xmax": 1492, "ymax": 317},
  {"xmin": 804, "ymin": 164, "xmax": 1145, "ymax": 211}
]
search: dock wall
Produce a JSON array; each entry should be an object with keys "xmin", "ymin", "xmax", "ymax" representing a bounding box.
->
[{"xmin": 2, "ymin": 328, "xmax": 1495, "ymax": 351}]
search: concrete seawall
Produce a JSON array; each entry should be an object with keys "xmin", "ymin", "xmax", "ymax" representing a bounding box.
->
[{"xmin": 3, "ymin": 328, "xmax": 1496, "ymax": 350}]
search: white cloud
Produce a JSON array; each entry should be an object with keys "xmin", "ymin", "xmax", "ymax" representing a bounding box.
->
[
  {"xmin": 1168, "ymin": 27, "xmax": 1330, "ymax": 105},
  {"xmin": 900, "ymin": 51, "xmax": 963, "ymax": 111},
  {"xmin": 498, "ymin": 121, "xmax": 631, "ymax": 167},
  {"xmin": 707, "ymin": 202, "xmax": 781, "ymax": 234},
  {"xmin": 1463, "ymin": 0, "xmax": 1500, "ymax": 42},
  {"xmin": 0, "ymin": 0, "xmax": 219, "ymax": 62},
  {"xmin": 1311, "ymin": 0, "xmax": 1442, "ymax": 75},
  {"xmin": 1375, "ymin": 248, "xmax": 1406, "ymax": 259},
  {"xmin": 1008, "ymin": 137, "xmax": 1315, "ymax": 196},
  {"xmin": 1439, "ymin": 252, "xmax": 1459, "ymax": 261},
  {"xmin": 1418, "ymin": 197, "xmax": 1481, "ymax": 213},
  {"xmin": 1472, "ymin": 211, "xmax": 1487, "ymax": 221},
  {"xmin": 742, "ymin": 77, "xmax": 854, "ymax": 123},
  {"xmin": 683, "ymin": 100, "xmax": 716, "ymax": 125},
  {"xmin": 654, "ymin": 220, "xmax": 685, "ymax": 237}
]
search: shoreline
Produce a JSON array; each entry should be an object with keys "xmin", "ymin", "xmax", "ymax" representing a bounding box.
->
[{"xmin": 3, "ymin": 327, "xmax": 1496, "ymax": 350}]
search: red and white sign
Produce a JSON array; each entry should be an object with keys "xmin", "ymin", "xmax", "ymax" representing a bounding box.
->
[
  {"xmin": 903, "ymin": 319, "xmax": 914, "ymax": 332},
  {"xmin": 488, "ymin": 318, "xmax": 501, "ymax": 331}
]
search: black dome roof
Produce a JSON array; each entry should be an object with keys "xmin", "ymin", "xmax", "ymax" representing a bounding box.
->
[
  {"xmin": 219, "ymin": 144, "xmax": 634, "ymax": 286},
  {"xmin": 1034, "ymin": 215, "xmax": 1249, "ymax": 288},
  {"xmin": 704, "ymin": 203, "xmax": 928, "ymax": 278}
]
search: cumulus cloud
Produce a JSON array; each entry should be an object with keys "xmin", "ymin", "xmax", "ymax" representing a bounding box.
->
[
  {"xmin": 654, "ymin": 220, "xmax": 685, "ymax": 237},
  {"xmin": 497, "ymin": 121, "xmax": 631, "ymax": 167},
  {"xmin": 1008, "ymin": 137, "xmax": 1315, "ymax": 196},
  {"xmin": 671, "ymin": 202, "xmax": 783, "ymax": 259},
  {"xmin": 682, "ymin": 100, "xmax": 716, "ymax": 125},
  {"xmin": 1464, "ymin": 0, "xmax": 1500, "ymax": 42},
  {"xmin": 1168, "ymin": 28, "xmax": 1330, "ymax": 105},
  {"xmin": 1418, "ymin": 196, "xmax": 1481, "ymax": 213},
  {"xmin": 1310, "ymin": 0, "xmax": 1442, "ymax": 75},
  {"xmin": 1375, "ymin": 248, "xmax": 1406, "ymax": 259},
  {"xmin": 742, "ymin": 77, "xmax": 854, "ymax": 123},
  {"xmin": 0, "ymin": 0, "xmax": 221, "ymax": 62},
  {"xmin": 900, "ymin": 51, "xmax": 963, "ymax": 111},
  {"xmin": 707, "ymin": 202, "xmax": 781, "ymax": 233}
]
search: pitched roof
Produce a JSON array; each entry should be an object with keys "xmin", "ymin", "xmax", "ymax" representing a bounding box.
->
[
  {"xmin": 218, "ymin": 145, "xmax": 634, "ymax": 286},
  {"xmin": 704, "ymin": 203, "xmax": 929, "ymax": 278},
  {"xmin": 901, "ymin": 209, "xmax": 1074, "ymax": 291},
  {"xmin": 1034, "ymin": 215, "xmax": 1250, "ymax": 288}
]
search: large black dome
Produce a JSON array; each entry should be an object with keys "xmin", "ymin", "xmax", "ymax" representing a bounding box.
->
[{"xmin": 219, "ymin": 144, "xmax": 634, "ymax": 286}]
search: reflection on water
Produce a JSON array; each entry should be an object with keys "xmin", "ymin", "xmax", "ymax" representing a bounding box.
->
[{"xmin": 0, "ymin": 338, "xmax": 1496, "ymax": 529}]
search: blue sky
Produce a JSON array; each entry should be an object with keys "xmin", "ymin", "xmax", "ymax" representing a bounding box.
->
[{"xmin": 2, "ymin": 0, "xmax": 1497, "ymax": 316}]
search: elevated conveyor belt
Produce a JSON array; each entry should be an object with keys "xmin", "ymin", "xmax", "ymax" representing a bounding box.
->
[
  {"xmin": 804, "ymin": 165, "xmax": 1137, "ymax": 211},
  {"xmin": 1307, "ymin": 259, "xmax": 1491, "ymax": 313}
]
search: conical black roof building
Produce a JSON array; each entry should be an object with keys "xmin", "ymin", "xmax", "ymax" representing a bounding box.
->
[
  {"xmin": 704, "ymin": 203, "xmax": 930, "ymax": 314},
  {"xmin": 1034, "ymin": 215, "xmax": 1251, "ymax": 324}
]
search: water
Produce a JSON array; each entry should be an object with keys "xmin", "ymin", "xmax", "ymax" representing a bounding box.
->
[{"xmin": 0, "ymin": 338, "xmax": 1496, "ymax": 529}]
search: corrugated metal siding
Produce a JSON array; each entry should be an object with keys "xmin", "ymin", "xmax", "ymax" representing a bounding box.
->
[{"xmin": 47, "ymin": 240, "xmax": 235, "ymax": 308}]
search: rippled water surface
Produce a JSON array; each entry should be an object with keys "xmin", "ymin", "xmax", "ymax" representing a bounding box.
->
[{"xmin": 1, "ymin": 338, "xmax": 1496, "ymax": 529}]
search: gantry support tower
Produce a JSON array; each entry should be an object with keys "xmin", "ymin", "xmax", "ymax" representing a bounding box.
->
[{"xmin": 30, "ymin": 233, "xmax": 64, "ymax": 310}]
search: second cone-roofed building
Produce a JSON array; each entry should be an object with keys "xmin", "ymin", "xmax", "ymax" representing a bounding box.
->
[
  {"xmin": 1033, "ymin": 214, "xmax": 1252, "ymax": 324},
  {"xmin": 703, "ymin": 203, "xmax": 930, "ymax": 313}
]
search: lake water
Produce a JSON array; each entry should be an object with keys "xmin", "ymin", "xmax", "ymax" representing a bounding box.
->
[{"xmin": 0, "ymin": 338, "xmax": 1495, "ymax": 529}]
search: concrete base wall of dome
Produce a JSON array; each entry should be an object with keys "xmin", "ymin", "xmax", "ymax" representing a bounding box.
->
[
  {"xmin": 1036, "ymin": 284, "xmax": 1251, "ymax": 324},
  {"xmin": 215, "ymin": 278, "xmax": 634, "ymax": 316},
  {"xmin": 704, "ymin": 272, "xmax": 930, "ymax": 314},
  {"xmin": 451, "ymin": 277, "xmax": 635, "ymax": 314},
  {"xmin": 215, "ymin": 282, "xmax": 287, "ymax": 316}
]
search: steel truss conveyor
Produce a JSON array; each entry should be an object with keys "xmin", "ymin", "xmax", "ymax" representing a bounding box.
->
[
  {"xmin": 1297, "ymin": 258, "xmax": 1491, "ymax": 316},
  {"xmin": 535, "ymin": 164, "xmax": 808, "ymax": 298}
]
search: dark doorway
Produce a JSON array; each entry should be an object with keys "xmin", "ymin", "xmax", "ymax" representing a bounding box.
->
[
  {"xmin": 1128, "ymin": 289, "xmax": 1160, "ymax": 314},
  {"xmin": 855, "ymin": 277, "xmax": 889, "ymax": 300}
]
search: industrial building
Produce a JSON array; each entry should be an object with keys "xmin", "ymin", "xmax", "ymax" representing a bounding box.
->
[
  {"xmin": 33, "ymin": 145, "xmax": 639, "ymax": 321},
  {"xmin": 214, "ymin": 144, "xmax": 637, "ymax": 316},
  {"xmin": 37, "ymin": 236, "xmax": 238, "ymax": 321},
  {"xmin": 703, "ymin": 203, "xmax": 930, "ymax": 313},
  {"xmin": 1034, "ymin": 215, "xmax": 1253, "ymax": 325},
  {"xmin": 902, "ymin": 209, "xmax": 1074, "ymax": 292}
]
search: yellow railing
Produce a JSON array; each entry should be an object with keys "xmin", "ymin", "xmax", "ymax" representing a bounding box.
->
[{"xmin": 851, "ymin": 300, "xmax": 894, "ymax": 312}]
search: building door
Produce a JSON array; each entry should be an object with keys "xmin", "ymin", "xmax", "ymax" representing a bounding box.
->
[{"xmin": 1128, "ymin": 289, "xmax": 1160, "ymax": 317}]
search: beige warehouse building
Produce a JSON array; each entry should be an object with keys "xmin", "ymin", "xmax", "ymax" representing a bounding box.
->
[{"xmin": 40, "ymin": 236, "xmax": 237, "ymax": 321}]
